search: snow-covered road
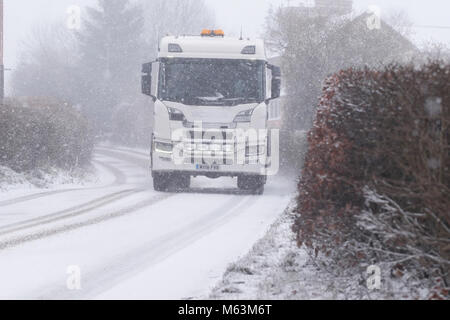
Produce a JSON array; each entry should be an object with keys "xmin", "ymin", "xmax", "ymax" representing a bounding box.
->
[{"xmin": 0, "ymin": 147, "xmax": 294, "ymax": 299}]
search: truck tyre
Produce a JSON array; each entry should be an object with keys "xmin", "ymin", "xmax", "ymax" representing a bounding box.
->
[
  {"xmin": 238, "ymin": 175, "xmax": 266, "ymax": 195},
  {"xmin": 170, "ymin": 173, "xmax": 190, "ymax": 191},
  {"xmin": 153, "ymin": 172, "xmax": 169, "ymax": 192},
  {"xmin": 154, "ymin": 172, "xmax": 190, "ymax": 192}
]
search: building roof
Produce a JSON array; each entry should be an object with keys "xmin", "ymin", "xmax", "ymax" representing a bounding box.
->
[
  {"xmin": 340, "ymin": 12, "xmax": 418, "ymax": 56},
  {"xmin": 282, "ymin": 0, "xmax": 353, "ymax": 18},
  {"xmin": 158, "ymin": 36, "xmax": 267, "ymax": 60}
]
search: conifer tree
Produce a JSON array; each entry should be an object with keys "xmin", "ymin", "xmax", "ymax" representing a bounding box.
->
[{"xmin": 77, "ymin": 0, "xmax": 145, "ymax": 133}]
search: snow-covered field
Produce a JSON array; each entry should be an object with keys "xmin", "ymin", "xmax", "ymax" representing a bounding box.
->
[{"xmin": 0, "ymin": 146, "xmax": 295, "ymax": 300}]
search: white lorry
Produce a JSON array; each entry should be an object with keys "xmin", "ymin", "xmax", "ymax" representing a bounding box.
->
[{"xmin": 142, "ymin": 29, "xmax": 281, "ymax": 194}]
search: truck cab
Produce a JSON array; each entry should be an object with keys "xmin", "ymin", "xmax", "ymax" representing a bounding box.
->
[{"xmin": 142, "ymin": 30, "xmax": 281, "ymax": 194}]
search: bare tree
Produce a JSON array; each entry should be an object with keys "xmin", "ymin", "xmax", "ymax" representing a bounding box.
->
[
  {"xmin": 418, "ymin": 42, "xmax": 450, "ymax": 63},
  {"xmin": 11, "ymin": 23, "xmax": 79, "ymax": 102},
  {"xmin": 266, "ymin": 6, "xmax": 416, "ymax": 130},
  {"xmin": 384, "ymin": 10, "xmax": 414, "ymax": 39},
  {"xmin": 265, "ymin": 5, "xmax": 417, "ymax": 171},
  {"xmin": 140, "ymin": 0, "xmax": 215, "ymax": 57}
]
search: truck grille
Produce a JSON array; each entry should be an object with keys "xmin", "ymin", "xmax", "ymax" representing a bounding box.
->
[
  {"xmin": 183, "ymin": 129, "xmax": 235, "ymax": 165},
  {"xmin": 181, "ymin": 129, "xmax": 265, "ymax": 166}
]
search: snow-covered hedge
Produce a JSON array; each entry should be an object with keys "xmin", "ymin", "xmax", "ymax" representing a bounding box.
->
[
  {"xmin": 0, "ymin": 98, "xmax": 94, "ymax": 172},
  {"xmin": 110, "ymin": 98, "xmax": 152, "ymax": 147},
  {"xmin": 294, "ymin": 61, "xmax": 449, "ymax": 299}
]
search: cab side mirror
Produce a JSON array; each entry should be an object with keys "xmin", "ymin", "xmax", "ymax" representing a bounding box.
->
[
  {"xmin": 142, "ymin": 62, "xmax": 153, "ymax": 97},
  {"xmin": 142, "ymin": 61, "xmax": 159, "ymax": 100},
  {"xmin": 270, "ymin": 65, "xmax": 281, "ymax": 100}
]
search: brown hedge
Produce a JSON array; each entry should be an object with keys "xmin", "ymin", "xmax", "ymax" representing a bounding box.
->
[{"xmin": 294, "ymin": 61, "xmax": 449, "ymax": 296}]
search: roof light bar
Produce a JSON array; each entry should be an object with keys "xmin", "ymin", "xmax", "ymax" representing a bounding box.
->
[
  {"xmin": 201, "ymin": 29, "xmax": 225, "ymax": 37},
  {"xmin": 214, "ymin": 29, "xmax": 225, "ymax": 37}
]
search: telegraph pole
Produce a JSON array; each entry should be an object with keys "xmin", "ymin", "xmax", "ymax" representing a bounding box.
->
[{"xmin": 0, "ymin": 0, "xmax": 4, "ymax": 103}]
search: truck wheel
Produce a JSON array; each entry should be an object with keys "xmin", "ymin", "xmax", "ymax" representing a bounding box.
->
[
  {"xmin": 170, "ymin": 173, "xmax": 190, "ymax": 191},
  {"xmin": 153, "ymin": 172, "xmax": 169, "ymax": 192},
  {"xmin": 238, "ymin": 175, "xmax": 266, "ymax": 195},
  {"xmin": 154, "ymin": 172, "xmax": 190, "ymax": 192}
]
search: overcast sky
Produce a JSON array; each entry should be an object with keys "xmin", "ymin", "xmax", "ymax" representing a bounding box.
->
[{"xmin": 4, "ymin": 0, "xmax": 450, "ymax": 92}]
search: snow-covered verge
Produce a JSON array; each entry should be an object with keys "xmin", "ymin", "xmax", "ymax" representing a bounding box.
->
[
  {"xmin": 0, "ymin": 165, "xmax": 97, "ymax": 193},
  {"xmin": 209, "ymin": 199, "xmax": 436, "ymax": 300}
]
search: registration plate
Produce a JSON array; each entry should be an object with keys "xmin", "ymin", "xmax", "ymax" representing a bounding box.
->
[{"xmin": 196, "ymin": 164, "xmax": 220, "ymax": 171}]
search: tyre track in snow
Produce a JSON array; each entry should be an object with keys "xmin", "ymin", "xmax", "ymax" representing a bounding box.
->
[
  {"xmin": 98, "ymin": 147, "xmax": 258, "ymax": 196},
  {"xmin": 100, "ymin": 146, "xmax": 149, "ymax": 158},
  {"xmin": 0, "ymin": 159, "xmax": 127, "ymax": 208},
  {"xmin": 0, "ymin": 188, "xmax": 141, "ymax": 236},
  {"xmin": 0, "ymin": 191, "xmax": 175, "ymax": 251},
  {"xmin": 95, "ymin": 148, "xmax": 150, "ymax": 170},
  {"xmin": 0, "ymin": 145, "xmax": 151, "ymax": 231},
  {"xmin": 0, "ymin": 147, "xmax": 163, "ymax": 249},
  {"xmin": 0, "ymin": 146, "xmax": 247, "ymax": 246},
  {"xmin": 36, "ymin": 193, "xmax": 258, "ymax": 299},
  {"xmin": 0, "ymin": 145, "xmax": 283, "ymax": 299}
]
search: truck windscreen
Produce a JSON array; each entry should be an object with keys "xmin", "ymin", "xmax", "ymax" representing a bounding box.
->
[{"xmin": 159, "ymin": 59, "xmax": 265, "ymax": 106}]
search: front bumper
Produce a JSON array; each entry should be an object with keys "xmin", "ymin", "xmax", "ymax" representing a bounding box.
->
[
  {"xmin": 152, "ymin": 151, "xmax": 268, "ymax": 176},
  {"xmin": 152, "ymin": 126, "xmax": 270, "ymax": 177}
]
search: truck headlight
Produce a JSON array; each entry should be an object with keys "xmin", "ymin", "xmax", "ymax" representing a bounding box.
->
[
  {"xmin": 154, "ymin": 141, "xmax": 173, "ymax": 154},
  {"xmin": 233, "ymin": 109, "xmax": 254, "ymax": 123},
  {"xmin": 167, "ymin": 107, "xmax": 186, "ymax": 122}
]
